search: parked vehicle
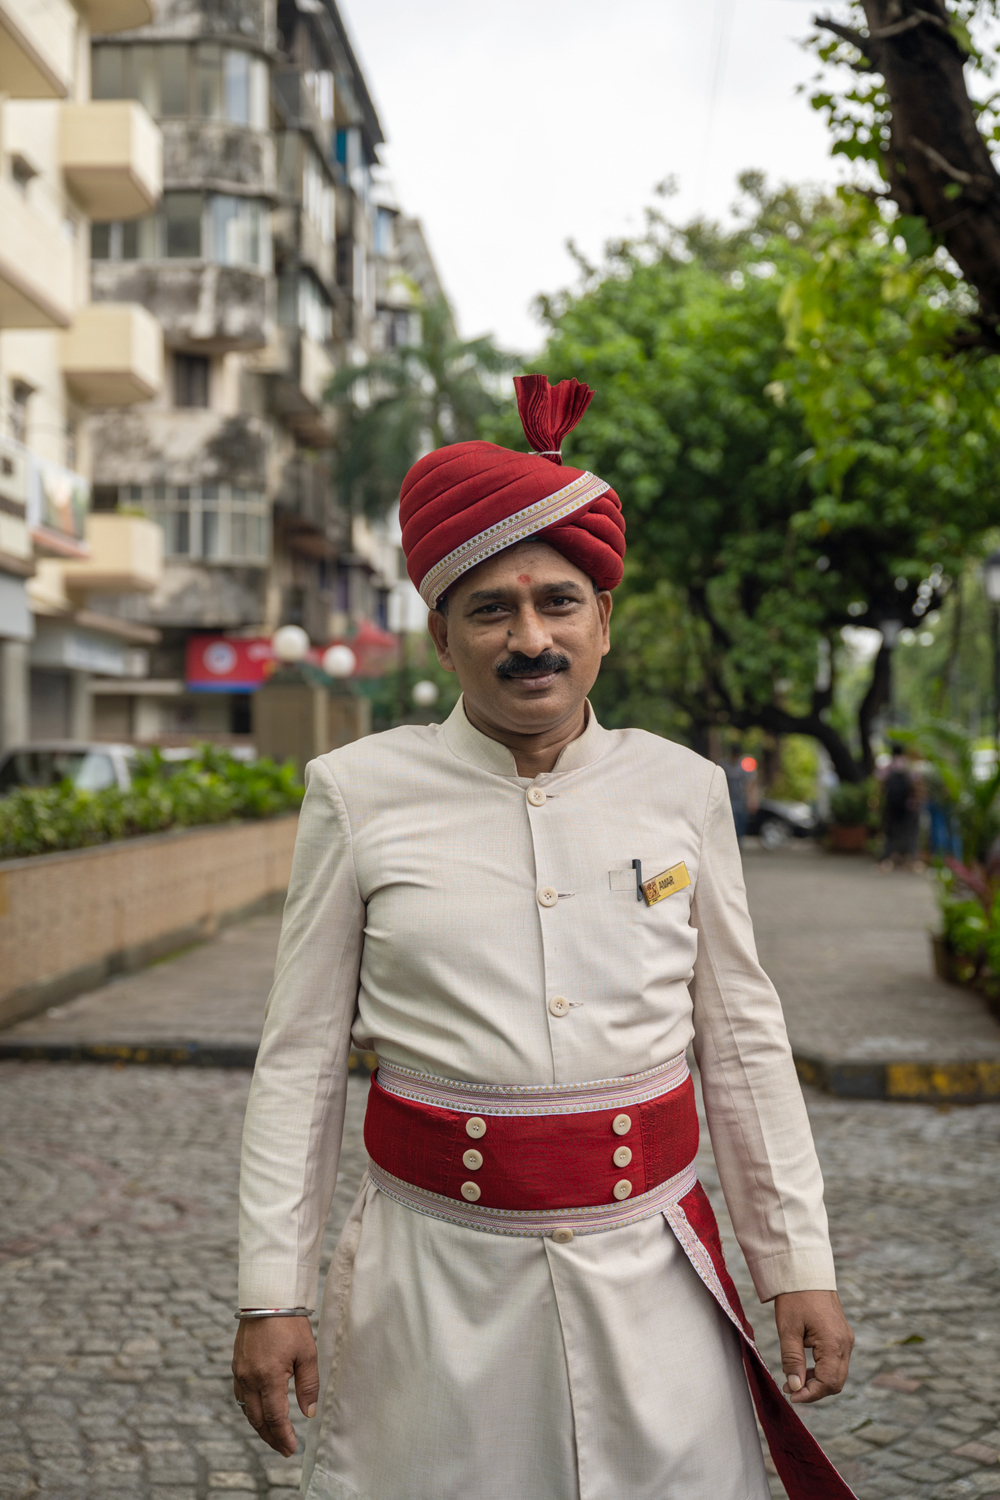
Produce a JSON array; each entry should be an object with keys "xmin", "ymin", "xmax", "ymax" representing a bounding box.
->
[
  {"xmin": 0, "ymin": 743, "xmax": 137, "ymax": 795},
  {"xmin": 747, "ymin": 798, "xmax": 819, "ymax": 850},
  {"xmin": 0, "ymin": 742, "xmax": 257, "ymax": 797}
]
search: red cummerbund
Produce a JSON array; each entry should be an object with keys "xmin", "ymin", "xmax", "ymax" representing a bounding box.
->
[{"xmin": 363, "ymin": 1062, "xmax": 699, "ymax": 1212}]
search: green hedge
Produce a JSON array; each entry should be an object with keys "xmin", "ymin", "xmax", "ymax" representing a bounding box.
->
[{"xmin": 0, "ymin": 746, "xmax": 303, "ymax": 861}]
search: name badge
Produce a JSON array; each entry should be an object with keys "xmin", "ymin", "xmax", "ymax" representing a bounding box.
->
[{"xmin": 640, "ymin": 862, "xmax": 690, "ymax": 906}]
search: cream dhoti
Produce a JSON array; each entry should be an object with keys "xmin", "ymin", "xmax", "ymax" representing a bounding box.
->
[{"xmin": 299, "ymin": 1057, "xmax": 856, "ymax": 1500}]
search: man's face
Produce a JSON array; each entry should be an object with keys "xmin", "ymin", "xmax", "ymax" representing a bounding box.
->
[{"xmin": 426, "ymin": 541, "xmax": 612, "ymax": 737}]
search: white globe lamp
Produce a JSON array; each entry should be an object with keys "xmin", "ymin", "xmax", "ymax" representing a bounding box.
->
[
  {"xmin": 322, "ymin": 644, "xmax": 357, "ymax": 679},
  {"xmin": 272, "ymin": 624, "xmax": 310, "ymax": 663},
  {"xmin": 412, "ymin": 679, "xmax": 439, "ymax": 708}
]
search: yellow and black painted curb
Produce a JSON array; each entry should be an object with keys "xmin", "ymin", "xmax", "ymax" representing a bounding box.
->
[
  {"xmin": 794, "ymin": 1053, "xmax": 1000, "ymax": 1103},
  {"xmin": 1, "ymin": 1039, "xmax": 997, "ymax": 1101},
  {"xmin": 0, "ymin": 1040, "xmax": 380, "ymax": 1074}
]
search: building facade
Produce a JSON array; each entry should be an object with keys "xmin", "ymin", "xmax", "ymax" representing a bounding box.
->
[
  {"xmin": 0, "ymin": 0, "xmax": 168, "ymax": 749},
  {"xmin": 82, "ymin": 0, "xmax": 435, "ymax": 745}
]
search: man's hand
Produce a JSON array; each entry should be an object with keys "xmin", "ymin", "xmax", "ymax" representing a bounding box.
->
[
  {"xmin": 773, "ymin": 1290, "xmax": 854, "ymax": 1404},
  {"xmin": 232, "ymin": 1316, "xmax": 319, "ymax": 1456}
]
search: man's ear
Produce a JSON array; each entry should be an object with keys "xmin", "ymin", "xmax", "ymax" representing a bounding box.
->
[
  {"xmin": 427, "ymin": 609, "xmax": 457, "ymax": 673},
  {"xmin": 598, "ymin": 591, "xmax": 613, "ymax": 657}
]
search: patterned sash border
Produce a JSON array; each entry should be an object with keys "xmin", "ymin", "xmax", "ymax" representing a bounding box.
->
[
  {"xmin": 418, "ymin": 470, "xmax": 610, "ymax": 607},
  {"xmin": 368, "ymin": 1157, "xmax": 699, "ymax": 1237},
  {"xmin": 374, "ymin": 1052, "xmax": 690, "ymax": 1117}
]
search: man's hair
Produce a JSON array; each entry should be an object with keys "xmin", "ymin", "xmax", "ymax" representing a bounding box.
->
[{"xmin": 433, "ymin": 578, "xmax": 599, "ymax": 617}]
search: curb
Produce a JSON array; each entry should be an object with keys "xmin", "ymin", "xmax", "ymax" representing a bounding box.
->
[
  {"xmin": 794, "ymin": 1053, "xmax": 1000, "ymax": 1103},
  {"xmin": 1, "ymin": 1038, "xmax": 997, "ymax": 1102},
  {"xmin": 0, "ymin": 1039, "xmax": 379, "ymax": 1074}
]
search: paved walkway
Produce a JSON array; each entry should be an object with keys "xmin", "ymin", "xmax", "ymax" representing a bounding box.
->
[{"xmin": 3, "ymin": 846, "xmax": 997, "ymax": 1092}]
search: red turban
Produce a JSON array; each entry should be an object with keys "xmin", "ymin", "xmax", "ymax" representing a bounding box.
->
[{"xmin": 400, "ymin": 374, "xmax": 625, "ymax": 608}]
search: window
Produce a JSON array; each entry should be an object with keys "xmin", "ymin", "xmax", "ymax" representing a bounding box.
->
[
  {"xmin": 297, "ymin": 274, "xmax": 332, "ymax": 344},
  {"xmin": 91, "ymin": 193, "xmax": 269, "ymax": 270},
  {"xmin": 8, "ymin": 381, "xmax": 32, "ymax": 445},
  {"xmin": 93, "ymin": 42, "xmax": 268, "ymax": 128},
  {"xmin": 117, "ymin": 483, "xmax": 270, "ymax": 563},
  {"xmin": 303, "ymin": 148, "xmax": 334, "ymax": 243},
  {"xmin": 374, "ymin": 207, "xmax": 395, "ymax": 258},
  {"xmin": 174, "ymin": 353, "xmax": 210, "ymax": 408},
  {"xmin": 209, "ymin": 195, "xmax": 270, "ymax": 269},
  {"xmin": 11, "ymin": 153, "xmax": 37, "ymax": 193}
]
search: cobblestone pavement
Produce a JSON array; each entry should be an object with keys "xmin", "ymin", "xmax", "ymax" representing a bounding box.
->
[{"xmin": 1, "ymin": 1061, "xmax": 998, "ymax": 1499}]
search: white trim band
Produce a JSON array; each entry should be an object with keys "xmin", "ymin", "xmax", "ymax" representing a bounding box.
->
[
  {"xmin": 368, "ymin": 1156, "xmax": 699, "ymax": 1238},
  {"xmin": 375, "ymin": 1053, "xmax": 690, "ymax": 1118},
  {"xmin": 418, "ymin": 469, "xmax": 610, "ymax": 607}
]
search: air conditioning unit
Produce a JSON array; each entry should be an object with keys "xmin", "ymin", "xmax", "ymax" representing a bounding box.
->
[{"xmin": 0, "ymin": 436, "xmax": 30, "ymax": 511}]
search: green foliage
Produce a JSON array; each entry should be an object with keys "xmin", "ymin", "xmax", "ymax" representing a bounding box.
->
[
  {"xmin": 768, "ymin": 735, "xmax": 819, "ymax": 803},
  {"xmin": 0, "ymin": 746, "xmax": 303, "ymax": 861},
  {"xmin": 483, "ymin": 177, "xmax": 1000, "ymax": 777},
  {"xmin": 327, "ymin": 297, "xmax": 518, "ymax": 518},
  {"xmin": 829, "ymin": 777, "xmax": 879, "ymax": 828},
  {"xmin": 895, "ymin": 720, "xmax": 1000, "ymax": 865}
]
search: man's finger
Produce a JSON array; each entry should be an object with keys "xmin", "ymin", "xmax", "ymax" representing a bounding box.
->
[
  {"xmin": 294, "ymin": 1346, "xmax": 321, "ymax": 1419},
  {"xmin": 778, "ymin": 1328, "xmax": 807, "ymax": 1396},
  {"xmin": 260, "ymin": 1384, "xmax": 298, "ymax": 1456}
]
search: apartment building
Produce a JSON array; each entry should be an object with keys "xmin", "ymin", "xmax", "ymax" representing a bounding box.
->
[
  {"xmin": 81, "ymin": 0, "xmax": 436, "ymax": 745},
  {"xmin": 0, "ymin": 0, "xmax": 167, "ymax": 748}
]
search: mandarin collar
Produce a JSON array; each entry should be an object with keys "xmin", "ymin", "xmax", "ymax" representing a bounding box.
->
[{"xmin": 441, "ymin": 695, "xmax": 608, "ymax": 779}]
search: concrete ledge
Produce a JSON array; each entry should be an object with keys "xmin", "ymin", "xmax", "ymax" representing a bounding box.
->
[
  {"xmin": 0, "ymin": 1040, "xmax": 379, "ymax": 1073},
  {"xmin": 795, "ymin": 1053, "xmax": 1000, "ymax": 1103}
]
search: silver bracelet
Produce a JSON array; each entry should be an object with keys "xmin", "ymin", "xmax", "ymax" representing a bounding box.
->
[{"xmin": 235, "ymin": 1307, "xmax": 314, "ymax": 1320}]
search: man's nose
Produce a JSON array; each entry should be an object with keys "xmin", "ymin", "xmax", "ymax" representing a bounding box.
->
[{"xmin": 506, "ymin": 606, "xmax": 553, "ymax": 658}]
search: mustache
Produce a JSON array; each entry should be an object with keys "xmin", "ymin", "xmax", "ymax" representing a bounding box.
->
[{"xmin": 495, "ymin": 651, "xmax": 571, "ymax": 680}]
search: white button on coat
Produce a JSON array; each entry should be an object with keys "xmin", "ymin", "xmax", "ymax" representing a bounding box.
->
[
  {"xmin": 526, "ymin": 786, "xmax": 547, "ymax": 806},
  {"xmin": 613, "ymin": 1179, "xmax": 633, "ymax": 1201},
  {"xmin": 612, "ymin": 1113, "xmax": 632, "ymax": 1136},
  {"xmin": 465, "ymin": 1117, "xmax": 487, "ymax": 1139},
  {"xmin": 537, "ymin": 886, "xmax": 558, "ymax": 908},
  {"xmin": 548, "ymin": 996, "xmax": 570, "ymax": 1018},
  {"xmin": 613, "ymin": 1145, "xmax": 632, "ymax": 1168},
  {"xmin": 462, "ymin": 1149, "xmax": 483, "ymax": 1170},
  {"xmin": 550, "ymin": 1227, "xmax": 574, "ymax": 1244},
  {"xmin": 460, "ymin": 1181, "xmax": 481, "ymax": 1201}
]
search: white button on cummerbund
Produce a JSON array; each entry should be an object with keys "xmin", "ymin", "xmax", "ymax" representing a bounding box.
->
[
  {"xmin": 550, "ymin": 1227, "xmax": 574, "ymax": 1244},
  {"xmin": 548, "ymin": 995, "xmax": 570, "ymax": 1018},
  {"xmin": 465, "ymin": 1117, "xmax": 487, "ymax": 1139},
  {"xmin": 612, "ymin": 1113, "xmax": 632, "ymax": 1136},
  {"xmin": 537, "ymin": 886, "xmax": 558, "ymax": 908},
  {"xmin": 527, "ymin": 786, "xmax": 547, "ymax": 806},
  {"xmin": 462, "ymin": 1149, "xmax": 483, "ymax": 1170},
  {"xmin": 461, "ymin": 1181, "xmax": 481, "ymax": 1201},
  {"xmin": 613, "ymin": 1179, "xmax": 633, "ymax": 1201},
  {"xmin": 613, "ymin": 1145, "xmax": 632, "ymax": 1168}
]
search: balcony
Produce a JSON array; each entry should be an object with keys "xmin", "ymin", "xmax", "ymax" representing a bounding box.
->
[
  {"xmin": 73, "ymin": 0, "xmax": 152, "ymax": 33},
  {"xmin": 161, "ymin": 121, "xmax": 275, "ymax": 197},
  {"xmin": 0, "ymin": 0, "xmax": 75, "ymax": 99},
  {"xmin": 60, "ymin": 303, "xmax": 163, "ymax": 406},
  {"xmin": 0, "ymin": 177, "xmax": 74, "ymax": 328},
  {"xmin": 92, "ymin": 261, "xmax": 271, "ymax": 352},
  {"xmin": 58, "ymin": 513, "xmax": 164, "ymax": 596},
  {"xmin": 60, "ymin": 100, "xmax": 162, "ymax": 220},
  {"xmin": 0, "ymin": 435, "xmax": 32, "ymax": 575},
  {"xmin": 262, "ymin": 330, "xmax": 334, "ymax": 446}
]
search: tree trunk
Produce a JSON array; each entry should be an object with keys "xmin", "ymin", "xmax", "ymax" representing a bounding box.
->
[
  {"xmin": 819, "ymin": 0, "xmax": 1000, "ymax": 336},
  {"xmin": 857, "ymin": 639, "xmax": 893, "ymax": 775}
]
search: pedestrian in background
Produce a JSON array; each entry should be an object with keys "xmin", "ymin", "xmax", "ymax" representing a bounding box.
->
[
  {"xmin": 879, "ymin": 744, "xmax": 923, "ymax": 871},
  {"xmin": 232, "ymin": 378, "xmax": 854, "ymax": 1500}
]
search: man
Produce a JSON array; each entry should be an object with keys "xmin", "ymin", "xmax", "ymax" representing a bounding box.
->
[{"xmin": 233, "ymin": 376, "xmax": 855, "ymax": 1500}]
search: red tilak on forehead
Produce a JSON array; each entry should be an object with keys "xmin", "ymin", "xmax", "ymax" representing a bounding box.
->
[{"xmin": 517, "ymin": 574, "xmax": 532, "ymax": 584}]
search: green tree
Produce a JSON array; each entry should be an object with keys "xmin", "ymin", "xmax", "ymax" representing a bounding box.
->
[
  {"xmin": 326, "ymin": 297, "xmax": 517, "ymax": 517},
  {"xmin": 484, "ymin": 179, "xmax": 1000, "ymax": 778}
]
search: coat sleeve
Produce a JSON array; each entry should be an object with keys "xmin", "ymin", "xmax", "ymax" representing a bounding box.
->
[
  {"xmin": 238, "ymin": 756, "xmax": 365, "ymax": 1310},
  {"xmin": 689, "ymin": 765, "xmax": 837, "ymax": 1303}
]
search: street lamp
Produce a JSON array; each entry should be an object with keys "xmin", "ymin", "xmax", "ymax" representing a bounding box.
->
[
  {"xmin": 412, "ymin": 679, "xmax": 439, "ymax": 708},
  {"xmin": 322, "ymin": 644, "xmax": 357, "ymax": 680},
  {"xmin": 983, "ymin": 550, "xmax": 1000, "ymax": 748},
  {"xmin": 272, "ymin": 624, "xmax": 310, "ymax": 664}
]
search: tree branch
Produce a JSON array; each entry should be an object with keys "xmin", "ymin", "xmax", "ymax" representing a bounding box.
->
[{"xmin": 813, "ymin": 15, "xmax": 872, "ymax": 54}]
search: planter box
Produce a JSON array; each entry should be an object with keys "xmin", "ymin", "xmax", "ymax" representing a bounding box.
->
[
  {"xmin": 0, "ymin": 815, "xmax": 297, "ymax": 1029},
  {"xmin": 931, "ymin": 934, "xmax": 1000, "ymax": 1024},
  {"xmin": 828, "ymin": 824, "xmax": 871, "ymax": 852}
]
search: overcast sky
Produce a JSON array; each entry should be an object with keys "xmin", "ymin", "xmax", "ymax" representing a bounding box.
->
[{"xmin": 339, "ymin": 0, "xmax": 853, "ymax": 353}]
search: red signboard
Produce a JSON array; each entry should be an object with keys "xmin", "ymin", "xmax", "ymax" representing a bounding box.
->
[{"xmin": 186, "ymin": 636, "xmax": 282, "ymax": 692}]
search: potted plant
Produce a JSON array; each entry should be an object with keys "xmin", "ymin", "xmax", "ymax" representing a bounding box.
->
[{"xmin": 827, "ymin": 778, "xmax": 878, "ymax": 852}]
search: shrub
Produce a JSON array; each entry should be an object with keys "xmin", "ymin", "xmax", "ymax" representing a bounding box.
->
[
  {"xmin": 0, "ymin": 746, "xmax": 303, "ymax": 860},
  {"xmin": 829, "ymin": 778, "xmax": 879, "ymax": 828}
]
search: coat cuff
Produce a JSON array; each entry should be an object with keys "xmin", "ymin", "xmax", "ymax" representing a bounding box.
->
[
  {"xmin": 745, "ymin": 1248, "xmax": 838, "ymax": 1304},
  {"xmin": 237, "ymin": 1262, "xmax": 319, "ymax": 1312}
]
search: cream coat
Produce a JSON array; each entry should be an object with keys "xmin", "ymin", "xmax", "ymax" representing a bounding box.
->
[{"xmin": 239, "ymin": 701, "xmax": 836, "ymax": 1500}]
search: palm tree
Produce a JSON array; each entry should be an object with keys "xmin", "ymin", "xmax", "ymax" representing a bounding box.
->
[{"xmin": 326, "ymin": 297, "xmax": 519, "ymax": 517}]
